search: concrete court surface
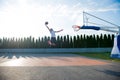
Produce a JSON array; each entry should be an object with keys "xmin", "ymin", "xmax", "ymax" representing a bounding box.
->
[{"xmin": 0, "ymin": 53, "xmax": 120, "ymax": 80}]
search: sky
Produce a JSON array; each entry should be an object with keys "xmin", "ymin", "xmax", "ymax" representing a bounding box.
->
[{"xmin": 0, "ymin": 0, "xmax": 120, "ymax": 38}]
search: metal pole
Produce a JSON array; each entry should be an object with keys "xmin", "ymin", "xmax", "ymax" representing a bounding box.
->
[{"xmin": 83, "ymin": 11, "xmax": 85, "ymax": 26}]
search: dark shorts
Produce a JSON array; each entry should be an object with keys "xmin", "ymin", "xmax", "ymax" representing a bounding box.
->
[{"xmin": 51, "ymin": 37, "xmax": 56, "ymax": 43}]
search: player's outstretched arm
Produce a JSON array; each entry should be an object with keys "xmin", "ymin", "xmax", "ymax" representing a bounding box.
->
[{"xmin": 55, "ymin": 29, "xmax": 63, "ymax": 33}]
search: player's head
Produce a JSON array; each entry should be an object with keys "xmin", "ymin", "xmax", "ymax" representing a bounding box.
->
[{"xmin": 50, "ymin": 28, "xmax": 53, "ymax": 31}]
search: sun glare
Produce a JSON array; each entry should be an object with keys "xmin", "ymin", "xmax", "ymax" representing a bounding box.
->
[{"xmin": 0, "ymin": 1, "xmax": 54, "ymax": 38}]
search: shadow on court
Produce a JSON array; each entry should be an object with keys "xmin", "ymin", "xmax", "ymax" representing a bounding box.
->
[
  {"xmin": 0, "ymin": 53, "xmax": 28, "ymax": 59},
  {"xmin": 0, "ymin": 52, "xmax": 78, "ymax": 59},
  {"xmin": 95, "ymin": 69, "xmax": 120, "ymax": 77}
]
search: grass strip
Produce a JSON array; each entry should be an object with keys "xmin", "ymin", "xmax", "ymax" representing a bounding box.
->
[{"xmin": 74, "ymin": 52, "xmax": 120, "ymax": 62}]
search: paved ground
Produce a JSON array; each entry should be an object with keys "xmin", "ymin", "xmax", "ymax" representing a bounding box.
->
[{"xmin": 0, "ymin": 53, "xmax": 120, "ymax": 80}]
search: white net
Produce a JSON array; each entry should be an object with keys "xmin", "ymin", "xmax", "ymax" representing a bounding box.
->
[{"xmin": 72, "ymin": 25, "xmax": 81, "ymax": 32}]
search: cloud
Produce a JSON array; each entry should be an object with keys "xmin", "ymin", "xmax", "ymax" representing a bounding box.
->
[
  {"xmin": 70, "ymin": 0, "xmax": 120, "ymax": 13},
  {"xmin": 97, "ymin": 3, "xmax": 120, "ymax": 12}
]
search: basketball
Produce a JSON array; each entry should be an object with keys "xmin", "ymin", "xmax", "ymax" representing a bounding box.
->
[{"xmin": 45, "ymin": 21, "xmax": 48, "ymax": 25}]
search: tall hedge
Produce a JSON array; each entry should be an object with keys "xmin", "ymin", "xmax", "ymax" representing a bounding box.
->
[{"xmin": 0, "ymin": 34, "xmax": 114, "ymax": 48}]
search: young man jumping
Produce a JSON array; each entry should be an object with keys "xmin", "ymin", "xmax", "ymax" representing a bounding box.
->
[{"xmin": 45, "ymin": 21, "xmax": 63, "ymax": 46}]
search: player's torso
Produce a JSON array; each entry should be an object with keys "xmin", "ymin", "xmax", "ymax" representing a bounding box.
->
[{"xmin": 50, "ymin": 30, "xmax": 56, "ymax": 37}]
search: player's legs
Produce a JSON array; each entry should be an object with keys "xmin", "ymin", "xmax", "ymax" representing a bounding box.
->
[
  {"xmin": 48, "ymin": 37, "xmax": 56, "ymax": 46},
  {"xmin": 48, "ymin": 40, "xmax": 52, "ymax": 45},
  {"xmin": 51, "ymin": 37, "xmax": 56, "ymax": 46}
]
